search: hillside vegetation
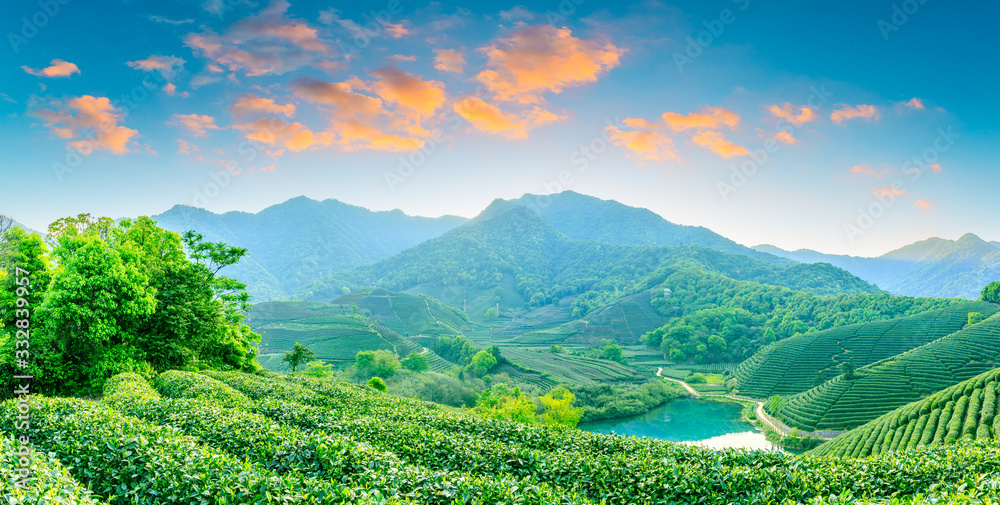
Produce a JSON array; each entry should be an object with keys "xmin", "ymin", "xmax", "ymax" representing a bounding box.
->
[
  {"xmin": 332, "ymin": 288, "xmax": 470, "ymax": 337},
  {"xmin": 10, "ymin": 370, "xmax": 1000, "ymax": 504},
  {"xmin": 733, "ymin": 302, "xmax": 996, "ymax": 398},
  {"xmin": 811, "ymin": 366, "xmax": 1000, "ymax": 458},
  {"xmin": 774, "ymin": 310, "xmax": 1000, "ymax": 431}
]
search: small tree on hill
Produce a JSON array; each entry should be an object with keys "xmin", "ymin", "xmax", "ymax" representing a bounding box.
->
[
  {"xmin": 303, "ymin": 359, "xmax": 333, "ymax": 378},
  {"xmin": 367, "ymin": 376, "xmax": 387, "ymax": 392},
  {"xmin": 841, "ymin": 358, "xmax": 856, "ymax": 380},
  {"xmin": 401, "ymin": 351, "xmax": 429, "ymax": 372},
  {"xmin": 283, "ymin": 342, "xmax": 315, "ymax": 372},
  {"xmin": 968, "ymin": 312, "xmax": 985, "ymax": 327},
  {"xmin": 812, "ymin": 371, "xmax": 825, "ymax": 388}
]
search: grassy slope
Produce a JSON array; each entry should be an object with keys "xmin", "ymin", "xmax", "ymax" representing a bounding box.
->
[
  {"xmin": 811, "ymin": 365, "xmax": 1000, "ymax": 458},
  {"xmin": 733, "ymin": 302, "xmax": 997, "ymax": 398},
  {"xmin": 777, "ymin": 310, "xmax": 1000, "ymax": 431}
]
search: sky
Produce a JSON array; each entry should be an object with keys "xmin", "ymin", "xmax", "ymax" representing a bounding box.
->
[{"xmin": 1, "ymin": 0, "xmax": 998, "ymax": 257}]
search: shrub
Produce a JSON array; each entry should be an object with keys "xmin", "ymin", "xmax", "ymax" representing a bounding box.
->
[{"xmin": 368, "ymin": 376, "xmax": 388, "ymax": 392}]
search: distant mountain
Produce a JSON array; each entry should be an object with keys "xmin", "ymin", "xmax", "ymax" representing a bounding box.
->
[
  {"xmin": 755, "ymin": 233, "xmax": 1000, "ymax": 299},
  {"xmin": 502, "ymin": 191, "xmax": 787, "ymax": 265},
  {"xmin": 152, "ymin": 197, "xmax": 467, "ymax": 301},
  {"xmin": 297, "ymin": 204, "xmax": 882, "ymax": 320}
]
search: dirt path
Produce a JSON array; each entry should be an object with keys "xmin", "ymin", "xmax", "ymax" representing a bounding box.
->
[{"xmin": 655, "ymin": 367, "xmax": 701, "ymax": 397}]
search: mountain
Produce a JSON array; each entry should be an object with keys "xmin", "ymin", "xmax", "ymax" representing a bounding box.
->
[
  {"xmin": 811, "ymin": 365, "xmax": 1000, "ymax": 458},
  {"xmin": 297, "ymin": 204, "xmax": 883, "ymax": 330},
  {"xmin": 152, "ymin": 197, "xmax": 467, "ymax": 301},
  {"xmin": 755, "ymin": 233, "xmax": 1000, "ymax": 299},
  {"xmin": 506, "ymin": 191, "xmax": 788, "ymax": 264}
]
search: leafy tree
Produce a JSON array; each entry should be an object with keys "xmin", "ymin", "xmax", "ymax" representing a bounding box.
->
[
  {"xmin": 812, "ymin": 370, "xmax": 825, "ymax": 388},
  {"xmin": 485, "ymin": 307, "xmax": 498, "ymax": 319},
  {"xmin": 841, "ymin": 358, "xmax": 856, "ymax": 380},
  {"xmin": 968, "ymin": 312, "xmax": 985, "ymax": 326},
  {"xmin": 539, "ymin": 386, "xmax": 584, "ymax": 427},
  {"xmin": 303, "ymin": 359, "xmax": 333, "ymax": 378},
  {"xmin": 601, "ymin": 341, "xmax": 624, "ymax": 364},
  {"xmin": 467, "ymin": 349, "xmax": 497, "ymax": 377},
  {"xmin": 981, "ymin": 282, "xmax": 1000, "ymax": 304},
  {"xmin": 401, "ymin": 351, "xmax": 429, "ymax": 372},
  {"xmin": 283, "ymin": 342, "xmax": 316, "ymax": 372},
  {"xmin": 356, "ymin": 349, "xmax": 400, "ymax": 378},
  {"xmin": 707, "ymin": 334, "xmax": 727, "ymax": 354},
  {"xmin": 367, "ymin": 376, "xmax": 387, "ymax": 392},
  {"xmin": 476, "ymin": 383, "xmax": 537, "ymax": 424}
]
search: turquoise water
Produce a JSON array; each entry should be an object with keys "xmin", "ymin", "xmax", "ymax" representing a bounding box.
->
[{"xmin": 578, "ymin": 398, "xmax": 775, "ymax": 450}]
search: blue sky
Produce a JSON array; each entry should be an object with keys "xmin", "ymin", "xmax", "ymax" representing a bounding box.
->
[{"xmin": 1, "ymin": 0, "xmax": 997, "ymax": 256}]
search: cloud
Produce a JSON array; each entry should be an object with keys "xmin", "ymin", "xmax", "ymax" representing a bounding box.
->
[
  {"xmin": 875, "ymin": 185, "xmax": 905, "ymax": 198},
  {"xmin": 914, "ymin": 199, "xmax": 933, "ymax": 210},
  {"xmin": 21, "ymin": 59, "xmax": 80, "ymax": 78},
  {"xmin": 163, "ymin": 83, "xmax": 189, "ymax": 97},
  {"xmin": 605, "ymin": 126, "xmax": 677, "ymax": 162},
  {"xmin": 904, "ymin": 97, "xmax": 924, "ymax": 110},
  {"xmin": 185, "ymin": 2, "xmax": 334, "ymax": 76},
  {"xmin": 626, "ymin": 106, "xmax": 740, "ymax": 132},
  {"xmin": 169, "ymin": 114, "xmax": 219, "ymax": 137},
  {"xmin": 234, "ymin": 117, "xmax": 331, "ymax": 154},
  {"xmin": 434, "ymin": 48, "xmax": 466, "ymax": 74},
  {"xmin": 772, "ymin": 130, "xmax": 798, "ymax": 144},
  {"xmin": 691, "ymin": 130, "xmax": 748, "ymax": 158},
  {"xmin": 930, "ymin": 163, "xmax": 942, "ymax": 173},
  {"xmin": 475, "ymin": 24, "xmax": 624, "ymax": 103},
  {"xmin": 33, "ymin": 95, "xmax": 138, "ymax": 154},
  {"xmin": 232, "ymin": 94, "xmax": 296, "ymax": 117},
  {"xmin": 177, "ymin": 138, "xmax": 198, "ymax": 154},
  {"xmin": 499, "ymin": 6, "xmax": 534, "ymax": 20},
  {"xmin": 147, "ymin": 15, "xmax": 194, "ymax": 25},
  {"xmin": 384, "ymin": 22, "xmax": 409, "ymax": 38},
  {"xmin": 453, "ymin": 96, "xmax": 562, "ymax": 138},
  {"xmin": 370, "ymin": 67, "xmax": 446, "ymax": 116},
  {"xmin": 851, "ymin": 164, "xmax": 876, "ymax": 176},
  {"xmin": 831, "ymin": 104, "xmax": 880, "ymax": 125},
  {"xmin": 127, "ymin": 55, "xmax": 186, "ymax": 79},
  {"xmin": 292, "ymin": 76, "xmax": 428, "ymax": 152},
  {"xmin": 767, "ymin": 103, "xmax": 816, "ymax": 125}
]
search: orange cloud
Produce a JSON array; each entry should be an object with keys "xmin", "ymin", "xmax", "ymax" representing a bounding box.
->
[
  {"xmin": 169, "ymin": 114, "xmax": 219, "ymax": 137},
  {"xmin": 904, "ymin": 97, "xmax": 924, "ymax": 110},
  {"xmin": 232, "ymin": 94, "xmax": 296, "ymax": 117},
  {"xmin": 434, "ymin": 48, "xmax": 466, "ymax": 74},
  {"xmin": 370, "ymin": 67, "xmax": 446, "ymax": 116},
  {"xmin": 930, "ymin": 163, "xmax": 942, "ymax": 173},
  {"xmin": 875, "ymin": 185, "xmax": 905, "ymax": 198},
  {"xmin": 691, "ymin": 130, "xmax": 748, "ymax": 158},
  {"xmin": 234, "ymin": 118, "xmax": 331, "ymax": 155},
  {"xmin": 127, "ymin": 55, "xmax": 185, "ymax": 79},
  {"xmin": 185, "ymin": 2, "xmax": 333, "ymax": 76},
  {"xmin": 177, "ymin": 138, "xmax": 198, "ymax": 155},
  {"xmin": 33, "ymin": 95, "xmax": 137, "ymax": 154},
  {"xmin": 851, "ymin": 164, "xmax": 876, "ymax": 176},
  {"xmin": 605, "ymin": 126, "xmax": 677, "ymax": 162},
  {"xmin": 384, "ymin": 22, "xmax": 409, "ymax": 38},
  {"xmin": 831, "ymin": 104, "xmax": 880, "ymax": 125},
  {"xmin": 625, "ymin": 106, "xmax": 741, "ymax": 132},
  {"xmin": 163, "ymin": 83, "xmax": 189, "ymax": 97},
  {"xmin": 21, "ymin": 59, "xmax": 80, "ymax": 78},
  {"xmin": 453, "ymin": 96, "xmax": 562, "ymax": 139},
  {"xmin": 914, "ymin": 199, "xmax": 933, "ymax": 210},
  {"xmin": 772, "ymin": 130, "xmax": 798, "ymax": 144},
  {"xmin": 475, "ymin": 25, "xmax": 624, "ymax": 104},
  {"xmin": 767, "ymin": 103, "xmax": 816, "ymax": 125}
]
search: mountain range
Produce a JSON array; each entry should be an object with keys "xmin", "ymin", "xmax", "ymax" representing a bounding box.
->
[{"xmin": 756, "ymin": 233, "xmax": 1000, "ymax": 299}]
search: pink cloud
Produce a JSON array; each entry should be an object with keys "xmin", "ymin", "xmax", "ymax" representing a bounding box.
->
[
  {"xmin": 169, "ymin": 114, "xmax": 219, "ymax": 137},
  {"xmin": 33, "ymin": 95, "xmax": 138, "ymax": 154},
  {"xmin": 21, "ymin": 59, "xmax": 80, "ymax": 78},
  {"xmin": 831, "ymin": 104, "xmax": 880, "ymax": 125}
]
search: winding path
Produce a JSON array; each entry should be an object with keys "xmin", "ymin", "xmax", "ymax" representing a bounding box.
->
[{"xmin": 655, "ymin": 367, "xmax": 701, "ymax": 396}]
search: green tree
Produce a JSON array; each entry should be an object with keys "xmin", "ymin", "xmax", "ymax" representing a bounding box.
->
[
  {"xmin": 981, "ymin": 282, "xmax": 1000, "ymax": 304},
  {"xmin": 356, "ymin": 349, "xmax": 400, "ymax": 378},
  {"xmin": 841, "ymin": 358, "xmax": 856, "ymax": 380},
  {"xmin": 467, "ymin": 349, "xmax": 498, "ymax": 377},
  {"xmin": 401, "ymin": 351, "xmax": 429, "ymax": 372},
  {"xmin": 812, "ymin": 370, "xmax": 825, "ymax": 388},
  {"xmin": 707, "ymin": 334, "xmax": 728, "ymax": 354},
  {"xmin": 476, "ymin": 383, "xmax": 536, "ymax": 424},
  {"xmin": 601, "ymin": 341, "xmax": 624, "ymax": 363},
  {"xmin": 968, "ymin": 312, "xmax": 985, "ymax": 326},
  {"xmin": 303, "ymin": 359, "xmax": 333, "ymax": 378},
  {"xmin": 283, "ymin": 342, "xmax": 316, "ymax": 372},
  {"xmin": 539, "ymin": 386, "xmax": 584, "ymax": 427},
  {"xmin": 367, "ymin": 376, "xmax": 387, "ymax": 392}
]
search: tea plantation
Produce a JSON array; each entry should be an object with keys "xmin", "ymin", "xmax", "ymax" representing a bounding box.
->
[
  {"xmin": 8, "ymin": 370, "xmax": 1000, "ymax": 504},
  {"xmin": 775, "ymin": 312, "xmax": 1000, "ymax": 431},
  {"xmin": 733, "ymin": 302, "xmax": 997, "ymax": 398},
  {"xmin": 811, "ymin": 366, "xmax": 1000, "ymax": 459}
]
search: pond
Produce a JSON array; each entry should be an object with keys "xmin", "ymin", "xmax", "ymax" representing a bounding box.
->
[{"xmin": 577, "ymin": 398, "xmax": 776, "ymax": 451}]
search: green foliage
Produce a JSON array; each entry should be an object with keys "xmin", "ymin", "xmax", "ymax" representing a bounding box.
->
[
  {"xmin": 571, "ymin": 381, "xmax": 683, "ymax": 421},
  {"xmin": 466, "ymin": 349, "xmax": 498, "ymax": 377},
  {"xmin": 367, "ymin": 376, "xmax": 388, "ymax": 392},
  {"xmin": 600, "ymin": 340, "xmax": 625, "ymax": 364},
  {"xmin": 356, "ymin": 350, "xmax": 400, "ymax": 378},
  {"xmin": 475, "ymin": 383, "xmax": 537, "ymax": 424},
  {"xmin": 841, "ymin": 358, "xmax": 856, "ymax": 380},
  {"xmin": 433, "ymin": 335, "xmax": 478, "ymax": 365},
  {"xmin": 0, "ymin": 434, "xmax": 102, "ymax": 504},
  {"xmin": 282, "ymin": 342, "xmax": 316, "ymax": 372},
  {"xmin": 767, "ymin": 395, "xmax": 785, "ymax": 414},
  {"xmin": 538, "ymin": 386, "xmax": 584, "ymax": 428},
  {"xmin": 401, "ymin": 351, "xmax": 430, "ymax": 372},
  {"xmin": 152, "ymin": 369, "xmax": 248, "ymax": 408},
  {"xmin": 981, "ymin": 281, "xmax": 1000, "ymax": 303},
  {"xmin": 303, "ymin": 359, "xmax": 334, "ymax": 378},
  {"xmin": 968, "ymin": 311, "xmax": 985, "ymax": 326}
]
